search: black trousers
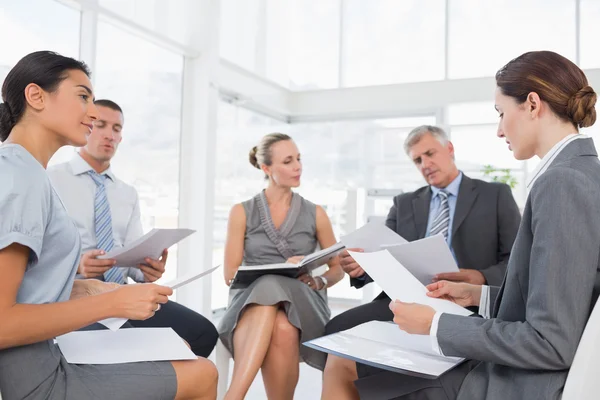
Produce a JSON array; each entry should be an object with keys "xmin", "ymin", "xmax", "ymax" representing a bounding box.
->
[
  {"xmin": 81, "ymin": 300, "xmax": 218, "ymax": 358},
  {"xmin": 325, "ymin": 291, "xmax": 393, "ymax": 336}
]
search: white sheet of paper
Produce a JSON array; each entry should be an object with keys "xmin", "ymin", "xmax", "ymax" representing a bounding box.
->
[
  {"xmin": 96, "ymin": 266, "xmax": 220, "ymax": 331},
  {"xmin": 382, "ymin": 234, "xmax": 459, "ymax": 285},
  {"xmin": 341, "ymin": 222, "xmax": 407, "ymax": 252},
  {"xmin": 56, "ymin": 328, "xmax": 196, "ymax": 364},
  {"xmin": 349, "ymin": 250, "xmax": 471, "ymax": 316},
  {"xmin": 97, "ymin": 317, "xmax": 128, "ymax": 331},
  {"xmin": 306, "ymin": 321, "xmax": 463, "ymax": 377},
  {"xmin": 163, "ymin": 265, "xmax": 221, "ymax": 289},
  {"xmin": 98, "ymin": 228, "xmax": 195, "ymax": 266}
]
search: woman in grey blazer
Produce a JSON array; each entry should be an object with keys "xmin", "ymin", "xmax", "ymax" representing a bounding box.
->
[{"xmin": 357, "ymin": 51, "xmax": 600, "ymax": 400}]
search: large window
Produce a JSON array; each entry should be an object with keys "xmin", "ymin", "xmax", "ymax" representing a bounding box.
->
[
  {"xmin": 219, "ymin": 0, "xmax": 262, "ymax": 76},
  {"xmin": 220, "ymin": 0, "xmax": 341, "ymax": 89},
  {"xmin": 266, "ymin": 0, "xmax": 341, "ymax": 89},
  {"xmin": 341, "ymin": 0, "xmax": 445, "ymax": 87},
  {"xmin": 580, "ymin": 0, "xmax": 600, "ymax": 68},
  {"xmin": 95, "ymin": 21, "xmax": 184, "ymax": 283},
  {"xmin": 0, "ymin": 0, "xmax": 80, "ymax": 163},
  {"xmin": 99, "ymin": 0, "xmax": 191, "ymax": 45},
  {"xmin": 448, "ymin": 0, "xmax": 576, "ymax": 79}
]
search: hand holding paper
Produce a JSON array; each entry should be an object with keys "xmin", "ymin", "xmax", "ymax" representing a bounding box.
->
[
  {"xmin": 348, "ymin": 250, "xmax": 471, "ymax": 316},
  {"xmin": 97, "ymin": 266, "xmax": 221, "ymax": 331},
  {"xmin": 98, "ymin": 228, "xmax": 195, "ymax": 267},
  {"xmin": 389, "ymin": 300, "xmax": 437, "ymax": 335}
]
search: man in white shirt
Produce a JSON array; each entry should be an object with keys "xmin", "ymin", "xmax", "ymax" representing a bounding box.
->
[{"xmin": 48, "ymin": 99, "xmax": 218, "ymax": 357}]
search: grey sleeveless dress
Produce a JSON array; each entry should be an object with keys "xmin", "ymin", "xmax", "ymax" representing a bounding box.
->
[{"xmin": 217, "ymin": 191, "xmax": 331, "ymax": 370}]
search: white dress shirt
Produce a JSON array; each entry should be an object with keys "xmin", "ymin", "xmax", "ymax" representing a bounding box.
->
[
  {"xmin": 429, "ymin": 133, "xmax": 587, "ymax": 355},
  {"xmin": 48, "ymin": 153, "xmax": 145, "ymax": 282}
]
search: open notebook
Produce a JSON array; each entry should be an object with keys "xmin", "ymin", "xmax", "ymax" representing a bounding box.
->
[
  {"xmin": 304, "ymin": 321, "xmax": 465, "ymax": 379},
  {"xmin": 230, "ymin": 242, "xmax": 345, "ymax": 289}
]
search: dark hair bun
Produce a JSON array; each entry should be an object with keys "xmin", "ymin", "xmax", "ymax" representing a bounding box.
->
[
  {"xmin": 0, "ymin": 103, "xmax": 14, "ymax": 142},
  {"xmin": 249, "ymin": 146, "xmax": 260, "ymax": 169},
  {"xmin": 567, "ymin": 85, "xmax": 597, "ymax": 128}
]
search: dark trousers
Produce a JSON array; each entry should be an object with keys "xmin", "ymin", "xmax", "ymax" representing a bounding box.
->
[
  {"xmin": 325, "ymin": 291, "xmax": 393, "ymax": 335},
  {"xmin": 81, "ymin": 300, "xmax": 218, "ymax": 358}
]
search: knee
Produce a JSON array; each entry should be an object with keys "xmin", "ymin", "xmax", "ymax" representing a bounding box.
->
[
  {"xmin": 194, "ymin": 358, "xmax": 218, "ymax": 390},
  {"xmin": 187, "ymin": 321, "xmax": 219, "ymax": 358},
  {"xmin": 325, "ymin": 313, "xmax": 350, "ymax": 335},
  {"xmin": 271, "ymin": 313, "xmax": 299, "ymax": 347}
]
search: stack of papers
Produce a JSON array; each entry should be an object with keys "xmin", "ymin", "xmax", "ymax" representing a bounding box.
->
[
  {"xmin": 230, "ymin": 242, "xmax": 345, "ymax": 289},
  {"xmin": 340, "ymin": 222, "xmax": 407, "ymax": 251},
  {"xmin": 349, "ymin": 249, "xmax": 470, "ymax": 316},
  {"xmin": 383, "ymin": 234, "xmax": 459, "ymax": 285},
  {"xmin": 98, "ymin": 228, "xmax": 195, "ymax": 267},
  {"xmin": 57, "ymin": 328, "xmax": 197, "ymax": 364},
  {"xmin": 304, "ymin": 321, "xmax": 465, "ymax": 378}
]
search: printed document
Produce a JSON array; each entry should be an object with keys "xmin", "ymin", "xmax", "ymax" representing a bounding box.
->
[
  {"xmin": 304, "ymin": 321, "xmax": 464, "ymax": 378},
  {"xmin": 98, "ymin": 228, "xmax": 195, "ymax": 267},
  {"xmin": 57, "ymin": 328, "xmax": 197, "ymax": 364}
]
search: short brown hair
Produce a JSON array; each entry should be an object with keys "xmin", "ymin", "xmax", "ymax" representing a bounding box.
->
[{"xmin": 496, "ymin": 51, "xmax": 597, "ymax": 128}]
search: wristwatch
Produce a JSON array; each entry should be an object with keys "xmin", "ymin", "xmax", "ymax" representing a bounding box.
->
[{"xmin": 316, "ymin": 275, "xmax": 328, "ymax": 289}]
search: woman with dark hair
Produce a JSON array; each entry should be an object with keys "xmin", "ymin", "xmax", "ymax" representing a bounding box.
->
[
  {"xmin": 218, "ymin": 133, "xmax": 344, "ymax": 400},
  {"xmin": 0, "ymin": 51, "xmax": 216, "ymax": 400},
  {"xmin": 337, "ymin": 51, "xmax": 600, "ymax": 400}
]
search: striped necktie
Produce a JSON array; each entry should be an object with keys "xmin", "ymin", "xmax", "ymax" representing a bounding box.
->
[
  {"xmin": 87, "ymin": 171, "xmax": 124, "ymax": 284},
  {"xmin": 429, "ymin": 190, "xmax": 450, "ymax": 240}
]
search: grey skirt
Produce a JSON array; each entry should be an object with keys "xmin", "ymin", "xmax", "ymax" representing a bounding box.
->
[
  {"xmin": 218, "ymin": 274, "xmax": 331, "ymax": 370},
  {"xmin": 0, "ymin": 340, "xmax": 177, "ymax": 400}
]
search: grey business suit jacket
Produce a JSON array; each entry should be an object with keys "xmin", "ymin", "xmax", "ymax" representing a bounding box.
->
[
  {"xmin": 439, "ymin": 138, "xmax": 600, "ymax": 400},
  {"xmin": 352, "ymin": 175, "xmax": 521, "ymax": 287}
]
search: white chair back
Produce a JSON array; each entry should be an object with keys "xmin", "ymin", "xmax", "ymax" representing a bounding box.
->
[{"xmin": 563, "ymin": 297, "xmax": 600, "ymax": 400}]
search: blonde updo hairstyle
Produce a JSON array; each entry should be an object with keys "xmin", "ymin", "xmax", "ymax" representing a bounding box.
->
[{"xmin": 249, "ymin": 133, "xmax": 292, "ymax": 179}]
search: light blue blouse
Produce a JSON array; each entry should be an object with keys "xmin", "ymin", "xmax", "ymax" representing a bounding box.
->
[{"xmin": 0, "ymin": 144, "xmax": 80, "ymax": 304}]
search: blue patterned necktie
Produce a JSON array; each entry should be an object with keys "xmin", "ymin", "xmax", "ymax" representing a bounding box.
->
[
  {"xmin": 87, "ymin": 171, "xmax": 124, "ymax": 284},
  {"xmin": 429, "ymin": 190, "xmax": 450, "ymax": 240}
]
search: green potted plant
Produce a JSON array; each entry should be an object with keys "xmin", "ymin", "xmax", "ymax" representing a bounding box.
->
[{"xmin": 481, "ymin": 165, "xmax": 518, "ymax": 189}]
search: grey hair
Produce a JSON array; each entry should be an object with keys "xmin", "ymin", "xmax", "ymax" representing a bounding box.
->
[
  {"xmin": 249, "ymin": 132, "xmax": 292, "ymax": 178},
  {"xmin": 403, "ymin": 125, "xmax": 449, "ymax": 154}
]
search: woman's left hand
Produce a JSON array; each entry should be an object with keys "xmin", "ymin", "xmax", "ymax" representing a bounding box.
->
[
  {"xmin": 297, "ymin": 274, "xmax": 323, "ymax": 291},
  {"xmin": 389, "ymin": 300, "xmax": 436, "ymax": 334},
  {"xmin": 70, "ymin": 279, "xmax": 121, "ymax": 300}
]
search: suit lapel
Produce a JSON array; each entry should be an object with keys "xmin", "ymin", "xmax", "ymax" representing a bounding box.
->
[
  {"xmin": 412, "ymin": 188, "xmax": 431, "ymax": 239},
  {"xmin": 452, "ymin": 176, "xmax": 478, "ymax": 237}
]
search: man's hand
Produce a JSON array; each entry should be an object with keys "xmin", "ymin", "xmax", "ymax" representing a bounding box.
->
[
  {"xmin": 339, "ymin": 248, "xmax": 365, "ymax": 278},
  {"xmin": 425, "ymin": 280, "xmax": 482, "ymax": 308},
  {"xmin": 78, "ymin": 249, "xmax": 116, "ymax": 278},
  {"xmin": 389, "ymin": 300, "xmax": 436, "ymax": 335},
  {"xmin": 140, "ymin": 249, "xmax": 168, "ymax": 282},
  {"xmin": 433, "ymin": 268, "xmax": 486, "ymax": 285}
]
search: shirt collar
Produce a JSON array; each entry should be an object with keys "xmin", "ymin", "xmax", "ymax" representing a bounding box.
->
[
  {"xmin": 431, "ymin": 171, "xmax": 463, "ymax": 198},
  {"xmin": 69, "ymin": 152, "xmax": 116, "ymax": 181},
  {"xmin": 527, "ymin": 134, "xmax": 587, "ymax": 189}
]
